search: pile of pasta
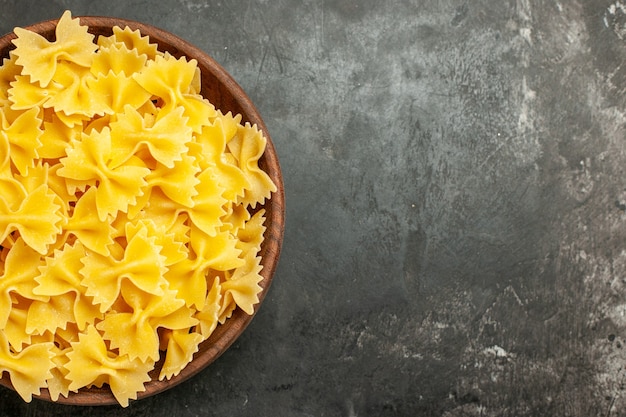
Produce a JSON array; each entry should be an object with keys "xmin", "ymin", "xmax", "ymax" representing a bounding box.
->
[{"xmin": 0, "ymin": 11, "xmax": 276, "ymax": 406}]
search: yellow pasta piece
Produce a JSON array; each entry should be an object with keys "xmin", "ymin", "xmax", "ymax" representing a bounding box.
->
[
  {"xmin": 43, "ymin": 62, "xmax": 109, "ymax": 118},
  {"xmin": 158, "ymin": 328, "xmax": 202, "ymax": 381},
  {"xmin": 12, "ymin": 11, "xmax": 97, "ymax": 87},
  {"xmin": 220, "ymin": 203, "xmax": 251, "ymax": 234},
  {"xmin": 133, "ymin": 54, "xmax": 216, "ymax": 133},
  {"xmin": 33, "ymin": 242, "xmax": 102, "ymax": 331},
  {"xmin": 0, "ymin": 106, "xmax": 43, "ymax": 176},
  {"xmin": 129, "ymin": 187, "xmax": 181, "ymax": 232},
  {"xmin": 0, "ymin": 124, "xmax": 11, "ymax": 176},
  {"xmin": 0, "ymin": 331, "xmax": 55, "ymax": 402},
  {"xmin": 193, "ymin": 115, "xmax": 249, "ymax": 201},
  {"xmin": 46, "ymin": 346, "xmax": 72, "ymax": 401},
  {"xmin": 58, "ymin": 128, "xmax": 151, "ymax": 221},
  {"xmin": 52, "ymin": 108, "xmax": 90, "ymax": 129},
  {"xmin": 164, "ymin": 259, "xmax": 209, "ymax": 310},
  {"xmin": 109, "ymin": 104, "xmax": 192, "ymax": 168},
  {"xmin": 124, "ymin": 219, "xmax": 187, "ymax": 266},
  {"xmin": 34, "ymin": 243, "xmax": 86, "ymax": 297},
  {"xmin": 97, "ymin": 25, "xmax": 159, "ymax": 61},
  {"xmin": 228, "ymin": 122, "xmax": 277, "ymax": 208},
  {"xmin": 0, "ymin": 239, "xmax": 47, "ymax": 329},
  {"xmin": 0, "ymin": 137, "xmax": 27, "ymax": 210},
  {"xmin": 80, "ymin": 221, "xmax": 167, "ymax": 313},
  {"xmin": 45, "ymin": 162, "xmax": 79, "ymax": 210},
  {"xmin": 39, "ymin": 114, "xmax": 82, "ymax": 160},
  {"xmin": 19, "ymin": 163, "xmax": 69, "ymax": 229},
  {"xmin": 220, "ymin": 254, "xmax": 263, "ymax": 316},
  {"xmin": 54, "ymin": 323, "xmax": 82, "ymax": 349},
  {"xmin": 0, "ymin": 184, "xmax": 63, "ymax": 255},
  {"xmin": 64, "ymin": 187, "xmax": 116, "ymax": 256},
  {"xmin": 236, "ymin": 209, "xmax": 267, "ymax": 256},
  {"xmin": 8, "ymin": 74, "xmax": 63, "ymax": 111},
  {"xmin": 217, "ymin": 294, "xmax": 237, "ymax": 325},
  {"xmin": 4, "ymin": 297, "xmax": 31, "ymax": 351},
  {"xmin": 25, "ymin": 292, "xmax": 76, "ymax": 335},
  {"xmin": 145, "ymin": 154, "xmax": 200, "ymax": 207},
  {"xmin": 216, "ymin": 212, "xmax": 267, "ymax": 316},
  {"xmin": 165, "ymin": 226, "xmax": 242, "ymax": 310},
  {"xmin": 91, "ymin": 43, "xmax": 147, "ymax": 77},
  {"xmin": 189, "ymin": 225, "xmax": 244, "ymax": 272},
  {"xmin": 87, "ymin": 70, "xmax": 151, "ymax": 116},
  {"xmin": 18, "ymin": 161, "xmax": 49, "ymax": 194},
  {"xmin": 0, "ymin": 53, "xmax": 21, "ymax": 105},
  {"xmin": 195, "ymin": 276, "xmax": 222, "ymax": 339},
  {"xmin": 97, "ymin": 281, "xmax": 197, "ymax": 362},
  {"xmin": 65, "ymin": 325, "xmax": 153, "ymax": 407},
  {"xmin": 0, "ymin": 179, "xmax": 26, "ymax": 216},
  {"xmin": 186, "ymin": 165, "xmax": 228, "ymax": 236}
]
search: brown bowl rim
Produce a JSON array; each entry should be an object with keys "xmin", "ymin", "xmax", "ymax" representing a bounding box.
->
[{"xmin": 0, "ymin": 15, "xmax": 285, "ymax": 406}]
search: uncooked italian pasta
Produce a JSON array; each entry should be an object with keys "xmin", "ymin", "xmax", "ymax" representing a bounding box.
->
[{"xmin": 0, "ymin": 10, "xmax": 276, "ymax": 406}]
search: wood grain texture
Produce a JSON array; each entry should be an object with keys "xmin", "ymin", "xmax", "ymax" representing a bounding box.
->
[{"xmin": 0, "ymin": 16, "xmax": 284, "ymax": 406}]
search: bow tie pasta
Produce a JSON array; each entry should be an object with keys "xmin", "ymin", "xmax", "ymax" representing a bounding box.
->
[{"xmin": 0, "ymin": 10, "xmax": 276, "ymax": 407}]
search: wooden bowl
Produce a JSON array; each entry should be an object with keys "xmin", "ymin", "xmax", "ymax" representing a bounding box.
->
[{"xmin": 0, "ymin": 16, "xmax": 284, "ymax": 406}]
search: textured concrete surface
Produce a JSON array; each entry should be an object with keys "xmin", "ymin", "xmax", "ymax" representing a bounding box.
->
[{"xmin": 1, "ymin": 0, "xmax": 626, "ymax": 415}]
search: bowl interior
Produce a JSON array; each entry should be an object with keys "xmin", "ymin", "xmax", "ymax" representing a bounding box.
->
[{"xmin": 0, "ymin": 16, "xmax": 284, "ymax": 406}]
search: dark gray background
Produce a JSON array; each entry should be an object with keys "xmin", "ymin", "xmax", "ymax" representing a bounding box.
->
[{"xmin": 1, "ymin": 0, "xmax": 625, "ymax": 415}]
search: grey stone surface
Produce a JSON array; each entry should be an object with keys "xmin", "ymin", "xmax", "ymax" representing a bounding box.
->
[{"xmin": 1, "ymin": 0, "xmax": 626, "ymax": 415}]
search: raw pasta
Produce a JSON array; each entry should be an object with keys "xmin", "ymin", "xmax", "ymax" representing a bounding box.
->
[{"xmin": 0, "ymin": 10, "xmax": 276, "ymax": 406}]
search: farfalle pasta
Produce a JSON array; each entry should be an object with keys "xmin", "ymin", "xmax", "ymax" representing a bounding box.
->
[{"xmin": 0, "ymin": 10, "xmax": 276, "ymax": 406}]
